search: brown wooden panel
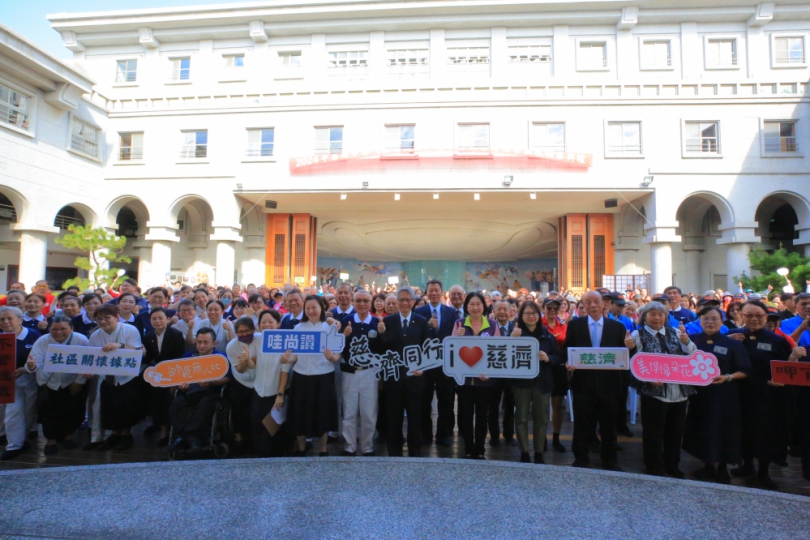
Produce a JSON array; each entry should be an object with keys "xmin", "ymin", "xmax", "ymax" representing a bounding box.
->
[
  {"xmin": 265, "ymin": 214, "xmax": 290, "ymax": 287},
  {"xmin": 563, "ymin": 214, "xmax": 587, "ymax": 294},
  {"xmin": 587, "ymin": 214, "xmax": 615, "ymax": 289},
  {"xmin": 290, "ymin": 214, "xmax": 312, "ymax": 287}
]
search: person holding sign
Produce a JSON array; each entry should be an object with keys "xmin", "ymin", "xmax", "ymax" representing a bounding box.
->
[
  {"xmin": 565, "ymin": 291, "xmax": 632, "ymax": 472},
  {"xmin": 0, "ymin": 307, "xmax": 41, "ymax": 461},
  {"xmin": 510, "ymin": 300, "xmax": 561, "ymax": 464},
  {"xmin": 627, "ymin": 302, "xmax": 696, "ymax": 478},
  {"xmin": 453, "ymin": 292, "xmax": 499, "ymax": 460},
  {"xmin": 283, "ymin": 296, "xmax": 342, "ymax": 457},
  {"xmin": 25, "ymin": 316, "xmax": 89, "ymax": 455},
  {"xmin": 683, "ymin": 306, "xmax": 750, "ymax": 484}
]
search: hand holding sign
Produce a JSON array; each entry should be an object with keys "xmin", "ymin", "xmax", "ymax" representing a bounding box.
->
[
  {"xmin": 343, "ymin": 322, "xmax": 353, "ymax": 337},
  {"xmin": 143, "ymin": 355, "xmax": 229, "ymax": 387},
  {"xmin": 624, "ymin": 331, "xmax": 635, "ymax": 349},
  {"xmin": 377, "ymin": 320, "xmax": 386, "ymax": 334},
  {"xmin": 443, "ymin": 336, "xmax": 539, "ymax": 385},
  {"xmin": 678, "ymin": 323, "xmax": 690, "ymax": 345},
  {"xmin": 630, "ymin": 351, "xmax": 719, "ymax": 386}
]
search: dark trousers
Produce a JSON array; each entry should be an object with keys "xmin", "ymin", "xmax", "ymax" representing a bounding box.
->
[
  {"xmin": 798, "ymin": 387, "xmax": 810, "ymax": 481},
  {"xmin": 572, "ymin": 389, "xmax": 619, "ymax": 465},
  {"xmin": 40, "ymin": 384, "xmax": 88, "ymax": 441},
  {"xmin": 640, "ymin": 395, "xmax": 687, "ymax": 473},
  {"xmin": 458, "ymin": 385, "xmax": 492, "ymax": 457},
  {"xmin": 376, "ymin": 383, "xmax": 388, "ymax": 440},
  {"xmin": 251, "ymin": 390, "xmax": 284, "ymax": 457},
  {"xmin": 616, "ymin": 384, "xmax": 629, "ymax": 429},
  {"xmin": 488, "ymin": 380, "xmax": 515, "ymax": 441},
  {"xmin": 143, "ymin": 384, "xmax": 172, "ymax": 427},
  {"xmin": 420, "ymin": 368, "xmax": 456, "ymax": 441},
  {"xmin": 384, "ymin": 376, "xmax": 424, "ymax": 457},
  {"xmin": 170, "ymin": 390, "xmax": 219, "ymax": 441}
]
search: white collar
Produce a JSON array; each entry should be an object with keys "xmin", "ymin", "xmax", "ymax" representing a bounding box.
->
[
  {"xmin": 336, "ymin": 305, "xmax": 353, "ymax": 314},
  {"xmin": 429, "ymin": 303, "xmax": 442, "ymax": 311},
  {"xmin": 587, "ymin": 316, "xmax": 604, "ymax": 326},
  {"xmin": 18, "ymin": 327, "xmax": 29, "ymax": 340},
  {"xmin": 353, "ymin": 313, "xmax": 373, "ymax": 325},
  {"xmin": 82, "ymin": 313, "xmax": 94, "ymax": 324},
  {"xmin": 400, "ymin": 313, "xmax": 411, "ymax": 324},
  {"xmin": 287, "ymin": 311, "xmax": 303, "ymax": 320},
  {"xmin": 119, "ymin": 314, "xmax": 135, "ymax": 323},
  {"xmin": 644, "ymin": 325, "xmax": 666, "ymax": 336},
  {"xmin": 23, "ymin": 313, "xmax": 44, "ymax": 322}
]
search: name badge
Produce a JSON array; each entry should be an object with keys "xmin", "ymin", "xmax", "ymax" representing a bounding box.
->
[
  {"xmin": 757, "ymin": 342, "xmax": 772, "ymax": 351},
  {"xmin": 368, "ymin": 330, "xmax": 377, "ymax": 339},
  {"xmin": 713, "ymin": 346, "xmax": 728, "ymax": 355}
]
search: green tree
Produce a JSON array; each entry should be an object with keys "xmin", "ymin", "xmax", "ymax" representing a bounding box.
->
[
  {"xmin": 737, "ymin": 245, "xmax": 810, "ymax": 297},
  {"xmin": 54, "ymin": 224, "xmax": 131, "ymax": 291}
]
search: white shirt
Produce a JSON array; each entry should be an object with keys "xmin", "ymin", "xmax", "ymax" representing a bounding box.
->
[
  {"xmin": 630, "ymin": 325, "xmax": 697, "ymax": 403},
  {"xmin": 155, "ymin": 329, "xmax": 166, "ymax": 354},
  {"xmin": 587, "ymin": 316, "xmax": 604, "ymax": 347},
  {"xmin": 119, "ymin": 314, "xmax": 136, "ymax": 324},
  {"xmin": 197, "ymin": 318, "xmax": 230, "ymax": 353},
  {"xmin": 400, "ymin": 312, "xmax": 412, "ymax": 329},
  {"xmin": 29, "ymin": 332, "xmax": 89, "ymax": 390},
  {"xmin": 226, "ymin": 334, "xmax": 291, "ymax": 397},
  {"xmin": 88, "ymin": 323, "xmax": 142, "ymax": 385},
  {"xmin": 292, "ymin": 321, "xmax": 335, "ymax": 376},
  {"xmin": 428, "ymin": 303, "xmax": 442, "ymax": 326}
]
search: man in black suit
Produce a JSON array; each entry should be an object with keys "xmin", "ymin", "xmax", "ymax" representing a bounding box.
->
[
  {"xmin": 378, "ymin": 286, "xmax": 430, "ymax": 457},
  {"xmin": 565, "ymin": 291, "xmax": 634, "ymax": 471},
  {"xmin": 142, "ymin": 307, "xmax": 187, "ymax": 446},
  {"xmin": 135, "ymin": 287, "xmax": 177, "ymax": 337},
  {"xmin": 488, "ymin": 300, "xmax": 517, "ymax": 447},
  {"xmin": 279, "ymin": 289, "xmax": 305, "ymax": 329},
  {"xmin": 413, "ymin": 279, "xmax": 459, "ymax": 447}
]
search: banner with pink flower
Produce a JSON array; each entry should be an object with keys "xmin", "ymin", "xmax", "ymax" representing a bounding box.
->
[{"xmin": 630, "ymin": 351, "xmax": 719, "ymax": 386}]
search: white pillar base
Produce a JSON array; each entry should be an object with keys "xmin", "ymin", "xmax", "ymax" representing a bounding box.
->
[
  {"xmin": 18, "ymin": 231, "xmax": 49, "ymax": 289},
  {"xmin": 650, "ymin": 242, "xmax": 673, "ymax": 294},
  {"xmin": 150, "ymin": 241, "xmax": 172, "ymax": 288},
  {"xmin": 726, "ymin": 243, "xmax": 751, "ymax": 293},
  {"xmin": 215, "ymin": 241, "xmax": 236, "ymax": 287}
]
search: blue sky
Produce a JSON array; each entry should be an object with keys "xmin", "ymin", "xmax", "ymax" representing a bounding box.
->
[{"xmin": 3, "ymin": 1, "xmax": 250, "ymax": 58}]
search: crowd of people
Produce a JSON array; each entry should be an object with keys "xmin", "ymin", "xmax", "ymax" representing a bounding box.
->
[{"xmin": 1, "ymin": 276, "xmax": 809, "ymax": 491}]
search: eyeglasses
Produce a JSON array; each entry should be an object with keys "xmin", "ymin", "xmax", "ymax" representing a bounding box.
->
[
  {"xmin": 523, "ymin": 311, "xmax": 540, "ymax": 317},
  {"xmin": 354, "ymin": 299, "xmax": 371, "ymax": 303},
  {"xmin": 742, "ymin": 313, "xmax": 766, "ymax": 320}
]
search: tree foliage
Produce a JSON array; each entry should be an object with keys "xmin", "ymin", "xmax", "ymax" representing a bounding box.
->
[
  {"xmin": 737, "ymin": 246, "xmax": 810, "ymax": 296},
  {"xmin": 54, "ymin": 224, "xmax": 131, "ymax": 291}
]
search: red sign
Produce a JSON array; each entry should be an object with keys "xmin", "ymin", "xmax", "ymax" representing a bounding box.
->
[
  {"xmin": 771, "ymin": 361, "xmax": 810, "ymax": 387},
  {"xmin": 630, "ymin": 351, "xmax": 720, "ymax": 386},
  {"xmin": 143, "ymin": 355, "xmax": 230, "ymax": 387},
  {"xmin": 0, "ymin": 333, "xmax": 16, "ymax": 404}
]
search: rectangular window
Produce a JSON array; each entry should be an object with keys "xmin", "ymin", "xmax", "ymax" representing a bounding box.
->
[
  {"xmin": 385, "ymin": 125, "xmax": 415, "ymax": 153},
  {"xmin": 223, "ymin": 54, "xmax": 245, "ymax": 68},
  {"xmin": 706, "ymin": 39, "xmax": 737, "ymax": 68},
  {"xmin": 578, "ymin": 42, "xmax": 607, "ymax": 70},
  {"xmin": 387, "ymin": 49, "xmax": 429, "ymax": 67},
  {"xmin": 593, "ymin": 235, "xmax": 606, "ymax": 289},
  {"xmin": 0, "ymin": 83, "xmax": 30, "ymax": 131},
  {"xmin": 457, "ymin": 124, "xmax": 490, "ymax": 150},
  {"xmin": 774, "ymin": 36, "xmax": 806, "ymax": 65},
  {"xmin": 571, "ymin": 235, "xmax": 584, "ymax": 289},
  {"xmin": 531, "ymin": 123, "xmax": 565, "ymax": 151},
  {"xmin": 116, "ymin": 59, "xmax": 137, "ymax": 83},
  {"xmin": 508, "ymin": 45, "xmax": 552, "ymax": 64},
  {"xmin": 315, "ymin": 127, "xmax": 343, "ymax": 154},
  {"xmin": 119, "ymin": 132, "xmax": 143, "ymax": 160},
  {"xmin": 180, "ymin": 130, "xmax": 207, "ymax": 159},
  {"xmin": 606, "ymin": 122, "xmax": 641, "ymax": 156},
  {"xmin": 280, "ymin": 51, "xmax": 302, "ymax": 68},
  {"xmin": 170, "ymin": 57, "xmax": 191, "ymax": 80},
  {"xmin": 685, "ymin": 122, "xmax": 720, "ymax": 154},
  {"xmin": 641, "ymin": 40, "xmax": 671, "ymax": 69},
  {"xmin": 328, "ymin": 51, "xmax": 367, "ymax": 68},
  {"xmin": 247, "ymin": 128, "xmax": 275, "ymax": 157},
  {"xmin": 71, "ymin": 119, "xmax": 100, "ymax": 159},
  {"xmin": 447, "ymin": 47, "xmax": 490, "ymax": 64},
  {"xmin": 273, "ymin": 234, "xmax": 285, "ymax": 283},
  {"xmin": 764, "ymin": 121, "xmax": 798, "ymax": 153}
]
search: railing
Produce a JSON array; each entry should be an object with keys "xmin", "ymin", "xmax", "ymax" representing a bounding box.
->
[
  {"xmin": 119, "ymin": 146, "xmax": 143, "ymax": 160},
  {"xmin": 607, "ymin": 144, "xmax": 642, "ymax": 154},
  {"xmin": 170, "ymin": 69, "xmax": 190, "ymax": 81},
  {"xmin": 246, "ymin": 143, "xmax": 274, "ymax": 157},
  {"xmin": 115, "ymin": 71, "xmax": 137, "ymax": 83},
  {"xmin": 179, "ymin": 145, "xmax": 207, "ymax": 158},
  {"xmin": 764, "ymin": 136, "xmax": 797, "ymax": 153},
  {"xmin": 685, "ymin": 138, "xmax": 719, "ymax": 153},
  {"xmin": 54, "ymin": 213, "xmax": 85, "ymax": 229},
  {"xmin": 708, "ymin": 54, "xmax": 737, "ymax": 67},
  {"xmin": 71, "ymin": 135, "xmax": 99, "ymax": 158},
  {"xmin": 0, "ymin": 202, "xmax": 17, "ymax": 221},
  {"xmin": 602, "ymin": 274, "xmax": 650, "ymax": 293},
  {"xmin": 776, "ymin": 53, "xmax": 805, "ymax": 64}
]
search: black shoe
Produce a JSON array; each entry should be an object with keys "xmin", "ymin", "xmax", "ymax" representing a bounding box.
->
[
  {"xmin": 168, "ymin": 438, "xmax": 185, "ymax": 452},
  {"xmin": 319, "ymin": 451, "xmax": 329, "ymax": 457},
  {"xmin": 615, "ymin": 443, "xmax": 623, "ymax": 452},
  {"xmin": 305, "ymin": 440, "xmax": 313, "ymax": 450},
  {"xmin": 374, "ymin": 435, "xmax": 387, "ymax": 445},
  {"xmin": 60, "ymin": 439, "xmax": 78, "ymax": 450},
  {"xmin": 571, "ymin": 459, "xmax": 590, "ymax": 468},
  {"xmin": 143, "ymin": 424, "xmax": 161, "ymax": 436},
  {"xmin": 520, "ymin": 452, "xmax": 531, "ymax": 463},
  {"xmin": 488, "ymin": 438, "xmax": 500, "ymax": 447},
  {"xmin": 618, "ymin": 426, "xmax": 634, "ymax": 438},
  {"xmin": 292, "ymin": 449, "xmax": 306, "ymax": 457},
  {"xmin": 730, "ymin": 465, "xmax": 755, "ymax": 478},
  {"xmin": 97, "ymin": 434, "xmax": 120, "ymax": 451},
  {"xmin": 362, "ymin": 452, "xmax": 375, "ymax": 457},
  {"xmin": 437, "ymin": 437, "xmax": 453, "ymax": 448},
  {"xmin": 534, "ymin": 452, "xmax": 545, "ymax": 464},
  {"xmin": 188, "ymin": 438, "xmax": 204, "ymax": 451},
  {"xmin": 589, "ymin": 441, "xmax": 602, "ymax": 454},
  {"xmin": 506, "ymin": 438, "xmax": 517, "ymax": 447},
  {"xmin": 0, "ymin": 448, "xmax": 24, "ymax": 460},
  {"xmin": 114, "ymin": 434, "xmax": 134, "ymax": 451},
  {"xmin": 43, "ymin": 444, "xmax": 58, "ymax": 456},
  {"xmin": 692, "ymin": 465, "xmax": 717, "ymax": 482},
  {"xmin": 0, "ymin": 435, "xmax": 6, "ymax": 445},
  {"xmin": 340, "ymin": 450, "xmax": 355, "ymax": 456},
  {"xmin": 463, "ymin": 454, "xmax": 476, "ymax": 460},
  {"xmin": 327, "ymin": 435, "xmax": 339, "ymax": 444},
  {"xmin": 28, "ymin": 430, "xmax": 38, "ymax": 440},
  {"xmin": 420, "ymin": 438, "xmax": 433, "ymax": 446},
  {"xmin": 647, "ymin": 466, "xmax": 667, "ymax": 477},
  {"xmin": 666, "ymin": 468, "xmax": 686, "ymax": 479},
  {"xmin": 717, "ymin": 467, "xmax": 731, "ymax": 485},
  {"xmin": 773, "ymin": 460, "xmax": 789, "ymax": 467},
  {"xmin": 758, "ymin": 474, "xmax": 779, "ymax": 490},
  {"xmin": 553, "ymin": 440, "xmax": 567, "ymax": 453},
  {"xmin": 603, "ymin": 462, "xmax": 623, "ymax": 472},
  {"xmin": 155, "ymin": 436, "xmax": 169, "ymax": 448},
  {"xmin": 82, "ymin": 441, "xmax": 100, "ymax": 451}
]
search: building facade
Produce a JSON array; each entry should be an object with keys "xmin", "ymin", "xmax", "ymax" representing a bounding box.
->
[{"xmin": 1, "ymin": 1, "xmax": 809, "ymax": 294}]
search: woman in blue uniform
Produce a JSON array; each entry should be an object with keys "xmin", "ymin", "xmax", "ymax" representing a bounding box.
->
[
  {"xmin": 683, "ymin": 306, "xmax": 750, "ymax": 484},
  {"xmin": 727, "ymin": 300, "xmax": 804, "ymax": 489}
]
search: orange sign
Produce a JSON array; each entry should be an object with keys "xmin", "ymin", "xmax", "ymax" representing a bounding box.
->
[{"xmin": 143, "ymin": 355, "xmax": 229, "ymax": 387}]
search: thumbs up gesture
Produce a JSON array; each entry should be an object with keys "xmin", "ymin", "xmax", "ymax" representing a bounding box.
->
[
  {"xmin": 456, "ymin": 325, "xmax": 466, "ymax": 336},
  {"xmin": 678, "ymin": 323, "xmax": 690, "ymax": 345},
  {"xmin": 428, "ymin": 312, "xmax": 438, "ymax": 329},
  {"xmin": 343, "ymin": 321, "xmax": 353, "ymax": 337},
  {"xmin": 510, "ymin": 326, "xmax": 522, "ymax": 337},
  {"xmin": 377, "ymin": 320, "xmax": 386, "ymax": 334},
  {"xmin": 624, "ymin": 330, "xmax": 635, "ymax": 349}
]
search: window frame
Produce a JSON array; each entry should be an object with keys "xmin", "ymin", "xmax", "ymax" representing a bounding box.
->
[
  {"xmin": 0, "ymin": 76, "xmax": 36, "ymax": 138},
  {"xmin": 244, "ymin": 127, "xmax": 276, "ymax": 161},
  {"xmin": 446, "ymin": 46, "xmax": 491, "ymax": 66},
  {"xmin": 638, "ymin": 38, "xmax": 675, "ymax": 71},
  {"xmin": 314, "ymin": 126, "xmax": 344, "ymax": 155},
  {"xmin": 67, "ymin": 113, "xmax": 103, "ymax": 162},
  {"xmin": 604, "ymin": 120, "xmax": 644, "ymax": 159},
  {"xmin": 114, "ymin": 58, "xmax": 139, "ymax": 85},
  {"xmin": 576, "ymin": 38, "xmax": 610, "ymax": 72},
  {"xmin": 760, "ymin": 118, "xmax": 802, "ymax": 158},
  {"xmin": 508, "ymin": 44, "xmax": 552, "ymax": 65},
  {"xmin": 703, "ymin": 35, "xmax": 741, "ymax": 71},
  {"xmin": 327, "ymin": 50, "xmax": 368, "ymax": 69},
  {"xmin": 382, "ymin": 124, "xmax": 416, "ymax": 155},
  {"xmin": 167, "ymin": 56, "xmax": 193, "ymax": 84},
  {"xmin": 681, "ymin": 120, "xmax": 723, "ymax": 159},
  {"xmin": 178, "ymin": 129, "xmax": 209, "ymax": 161},
  {"xmin": 770, "ymin": 33, "xmax": 808, "ymax": 68},
  {"xmin": 529, "ymin": 121, "xmax": 566, "ymax": 152},
  {"xmin": 117, "ymin": 131, "xmax": 144, "ymax": 162},
  {"xmin": 454, "ymin": 122, "xmax": 491, "ymax": 157}
]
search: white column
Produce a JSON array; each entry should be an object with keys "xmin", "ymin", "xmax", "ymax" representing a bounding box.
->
[
  {"xmin": 490, "ymin": 27, "xmax": 506, "ymax": 79},
  {"xmin": 552, "ymin": 25, "xmax": 570, "ymax": 78},
  {"xmin": 151, "ymin": 241, "xmax": 172, "ymax": 287},
  {"xmin": 369, "ymin": 31, "xmax": 385, "ymax": 78},
  {"xmin": 138, "ymin": 245, "xmax": 152, "ymax": 284},
  {"xmin": 683, "ymin": 249, "xmax": 702, "ymax": 294},
  {"xmin": 429, "ymin": 29, "xmax": 445, "ymax": 79},
  {"xmin": 215, "ymin": 241, "xmax": 236, "ymax": 287},
  {"xmin": 725, "ymin": 243, "xmax": 751, "ymax": 292},
  {"xmin": 650, "ymin": 242, "xmax": 673, "ymax": 294},
  {"xmin": 18, "ymin": 231, "xmax": 49, "ymax": 289}
]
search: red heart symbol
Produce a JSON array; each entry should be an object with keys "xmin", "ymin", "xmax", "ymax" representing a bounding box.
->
[{"xmin": 458, "ymin": 346, "xmax": 483, "ymax": 368}]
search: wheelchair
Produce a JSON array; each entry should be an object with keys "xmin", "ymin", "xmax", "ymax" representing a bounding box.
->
[{"xmin": 167, "ymin": 386, "xmax": 235, "ymax": 461}]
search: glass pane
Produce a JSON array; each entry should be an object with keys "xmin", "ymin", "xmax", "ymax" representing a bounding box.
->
[
  {"xmin": 623, "ymin": 123, "xmax": 640, "ymax": 145},
  {"xmin": 401, "ymin": 125, "xmax": 414, "ymax": 141},
  {"xmin": 780, "ymin": 122, "xmax": 795, "ymax": 137},
  {"xmin": 262, "ymin": 129, "xmax": 274, "ymax": 143},
  {"xmin": 701, "ymin": 124, "xmax": 717, "ymax": 138},
  {"xmin": 685, "ymin": 123, "xmax": 700, "ymax": 138},
  {"xmin": 548, "ymin": 124, "xmax": 564, "ymax": 146},
  {"xmin": 315, "ymin": 129, "xmax": 329, "ymax": 142},
  {"xmin": 763, "ymin": 122, "xmax": 780, "ymax": 136},
  {"xmin": 182, "ymin": 132, "xmax": 196, "ymax": 145},
  {"xmin": 608, "ymin": 123, "xmax": 623, "ymax": 143},
  {"xmin": 330, "ymin": 127, "xmax": 343, "ymax": 142},
  {"xmin": 120, "ymin": 133, "xmax": 132, "ymax": 146},
  {"xmin": 196, "ymin": 131, "xmax": 207, "ymax": 145}
]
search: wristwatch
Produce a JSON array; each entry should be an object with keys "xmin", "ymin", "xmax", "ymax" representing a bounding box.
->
[
  {"xmin": 727, "ymin": 374, "xmax": 734, "ymax": 383},
  {"xmin": 278, "ymin": 392, "xmax": 285, "ymax": 398}
]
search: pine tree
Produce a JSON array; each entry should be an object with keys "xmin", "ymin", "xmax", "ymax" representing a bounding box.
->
[
  {"xmin": 54, "ymin": 224, "xmax": 131, "ymax": 291},
  {"xmin": 737, "ymin": 245, "xmax": 810, "ymax": 296}
]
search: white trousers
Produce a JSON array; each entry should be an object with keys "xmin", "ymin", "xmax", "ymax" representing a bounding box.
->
[
  {"xmin": 4, "ymin": 374, "xmax": 38, "ymax": 451},
  {"xmin": 340, "ymin": 368, "xmax": 378, "ymax": 453}
]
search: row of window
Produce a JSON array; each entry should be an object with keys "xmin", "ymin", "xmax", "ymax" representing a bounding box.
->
[
  {"xmin": 98, "ymin": 119, "xmax": 799, "ymax": 163},
  {"xmin": 111, "ymin": 35, "xmax": 809, "ymax": 83}
]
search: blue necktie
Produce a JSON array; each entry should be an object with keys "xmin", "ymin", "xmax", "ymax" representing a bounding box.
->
[
  {"xmin": 590, "ymin": 322, "xmax": 599, "ymax": 347},
  {"xmin": 402, "ymin": 319, "xmax": 409, "ymax": 333}
]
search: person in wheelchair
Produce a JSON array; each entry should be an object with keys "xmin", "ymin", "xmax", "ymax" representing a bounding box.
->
[{"xmin": 168, "ymin": 328, "xmax": 230, "ymax": 452}]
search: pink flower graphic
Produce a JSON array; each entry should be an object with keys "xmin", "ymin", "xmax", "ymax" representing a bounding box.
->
[{"xmin": 690, "ymin": 354, "xmax": 717, "ymax": 381}]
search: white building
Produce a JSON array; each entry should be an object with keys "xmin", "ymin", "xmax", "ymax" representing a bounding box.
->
[{"xmin": 1, "ymin": 0, "xmax": 809, "ymax": 295}]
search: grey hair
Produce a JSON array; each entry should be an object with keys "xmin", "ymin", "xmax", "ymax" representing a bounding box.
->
[
  {"xmin": 637, "ymin": 301, "xmax": 668, "ymax": 327},
  {"xmin": 50, "ymin": 315, "xmax": 73, "ymax": 327},
  {"xmin": 0, "ymin": 306, "xmax": 23, "ymax": 320},
  {"xmin": 397, "ymin": 286, "xmax": 416, "ymax": 299}
]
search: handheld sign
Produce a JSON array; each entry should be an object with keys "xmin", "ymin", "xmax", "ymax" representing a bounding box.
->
[
  {"xmin": 44, "ymin": 344, "xmax": 142, "ymax": 377},
  {"xmin": 443, "ymin": 337, "xmax": 539, "ymax": 385},
  {"xmin": 262, "ymin": 327, "xmax": 345, "ymax": 355},
  {"xmin": 0, "ymin": 333, "xmax": 15, "ymax": 405},
  {"xmin": 144, "ymin": 355, "xmax": 229, "ymax": 387},
  {"xmin": 771, "ymin": 360, "xmax": 810, "ymax": 387},
  {"xmin": 631, "ymin": 351, "xmax": 719, "ymax": 386},
  {"xmin": 568, "ymin": 347, "xmax": 629, "ymax": 370}
]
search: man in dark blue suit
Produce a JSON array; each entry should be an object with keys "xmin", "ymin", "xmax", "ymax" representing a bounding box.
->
[
  {"xmin": 414, "ymin": 279, "xmax": 459, "ymax": 447},
  {"xmin": 488, "ymin": 300, "xmax": 516, "ymax": 446},
  {"xmin": 378, "ymin": 286, "xmax": 430, "ymax": 457},
  {"xmin": 279, "ymin": 289, "xmax": 305, "ymax": 329},
  {"xmin": 134, "ymin": 287, "xmax": 176, "ymax": 337}
]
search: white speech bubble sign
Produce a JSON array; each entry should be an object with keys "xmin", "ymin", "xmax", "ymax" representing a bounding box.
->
[{"xmin": 443, "ymin": 336, "xmax": 540, "ymax": 385}]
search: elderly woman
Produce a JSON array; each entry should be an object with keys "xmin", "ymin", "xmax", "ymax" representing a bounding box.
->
[{"xmin": 628, "ymin": 301, "xmax": 696, "ymax": 478}]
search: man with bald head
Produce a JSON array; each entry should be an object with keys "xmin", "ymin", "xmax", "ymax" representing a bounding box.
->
[
  {"xmin": 564, "ymin": 291, "xmax": 635, "ymax": 472},
  {"xmin": 447, "ymin": 285, "xmax": 466, "ymax": 320}
]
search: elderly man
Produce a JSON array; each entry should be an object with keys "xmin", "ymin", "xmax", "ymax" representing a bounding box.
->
[
  {"xmin": 565, "ymin": 291, "xmax": 634, "ymax": 471},
  {"xmin": 333, "ymin": 283, "xmax": 356, "ymax": 319},
  {"xmin": 488, "ymin": 300, "xmax": 516, "ymax": 446},
  {"xmin": 448, "ymin": 285, "xmax": 466, "ymax": 320}
]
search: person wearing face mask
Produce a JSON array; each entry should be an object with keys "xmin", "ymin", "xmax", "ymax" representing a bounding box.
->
[{"xmin": 219, "ymin": 291, "xmax": 234, "ymax": 319}]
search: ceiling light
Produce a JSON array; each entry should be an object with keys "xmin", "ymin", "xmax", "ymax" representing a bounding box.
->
[
  {"xmin": 530, "ymin": 192, "xmax": 537, "ymax": 200},
  {"xmin": 474, "ymin": 193, "xmax": 480, "ymax": 201},
  {"xmin": 340, "ymin": 193, "xmax": 347, "ymax": 200},
  {"xmin": 394, "ymin": 193, "xmax": 400, "ymax": 201},
  {"xmin": 503, "ymin": 176, "xmax": 513, "ymax": 186},
  {"xmin": 433, "ymin": 193, "xmax": 439, "ymax": 200}
]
